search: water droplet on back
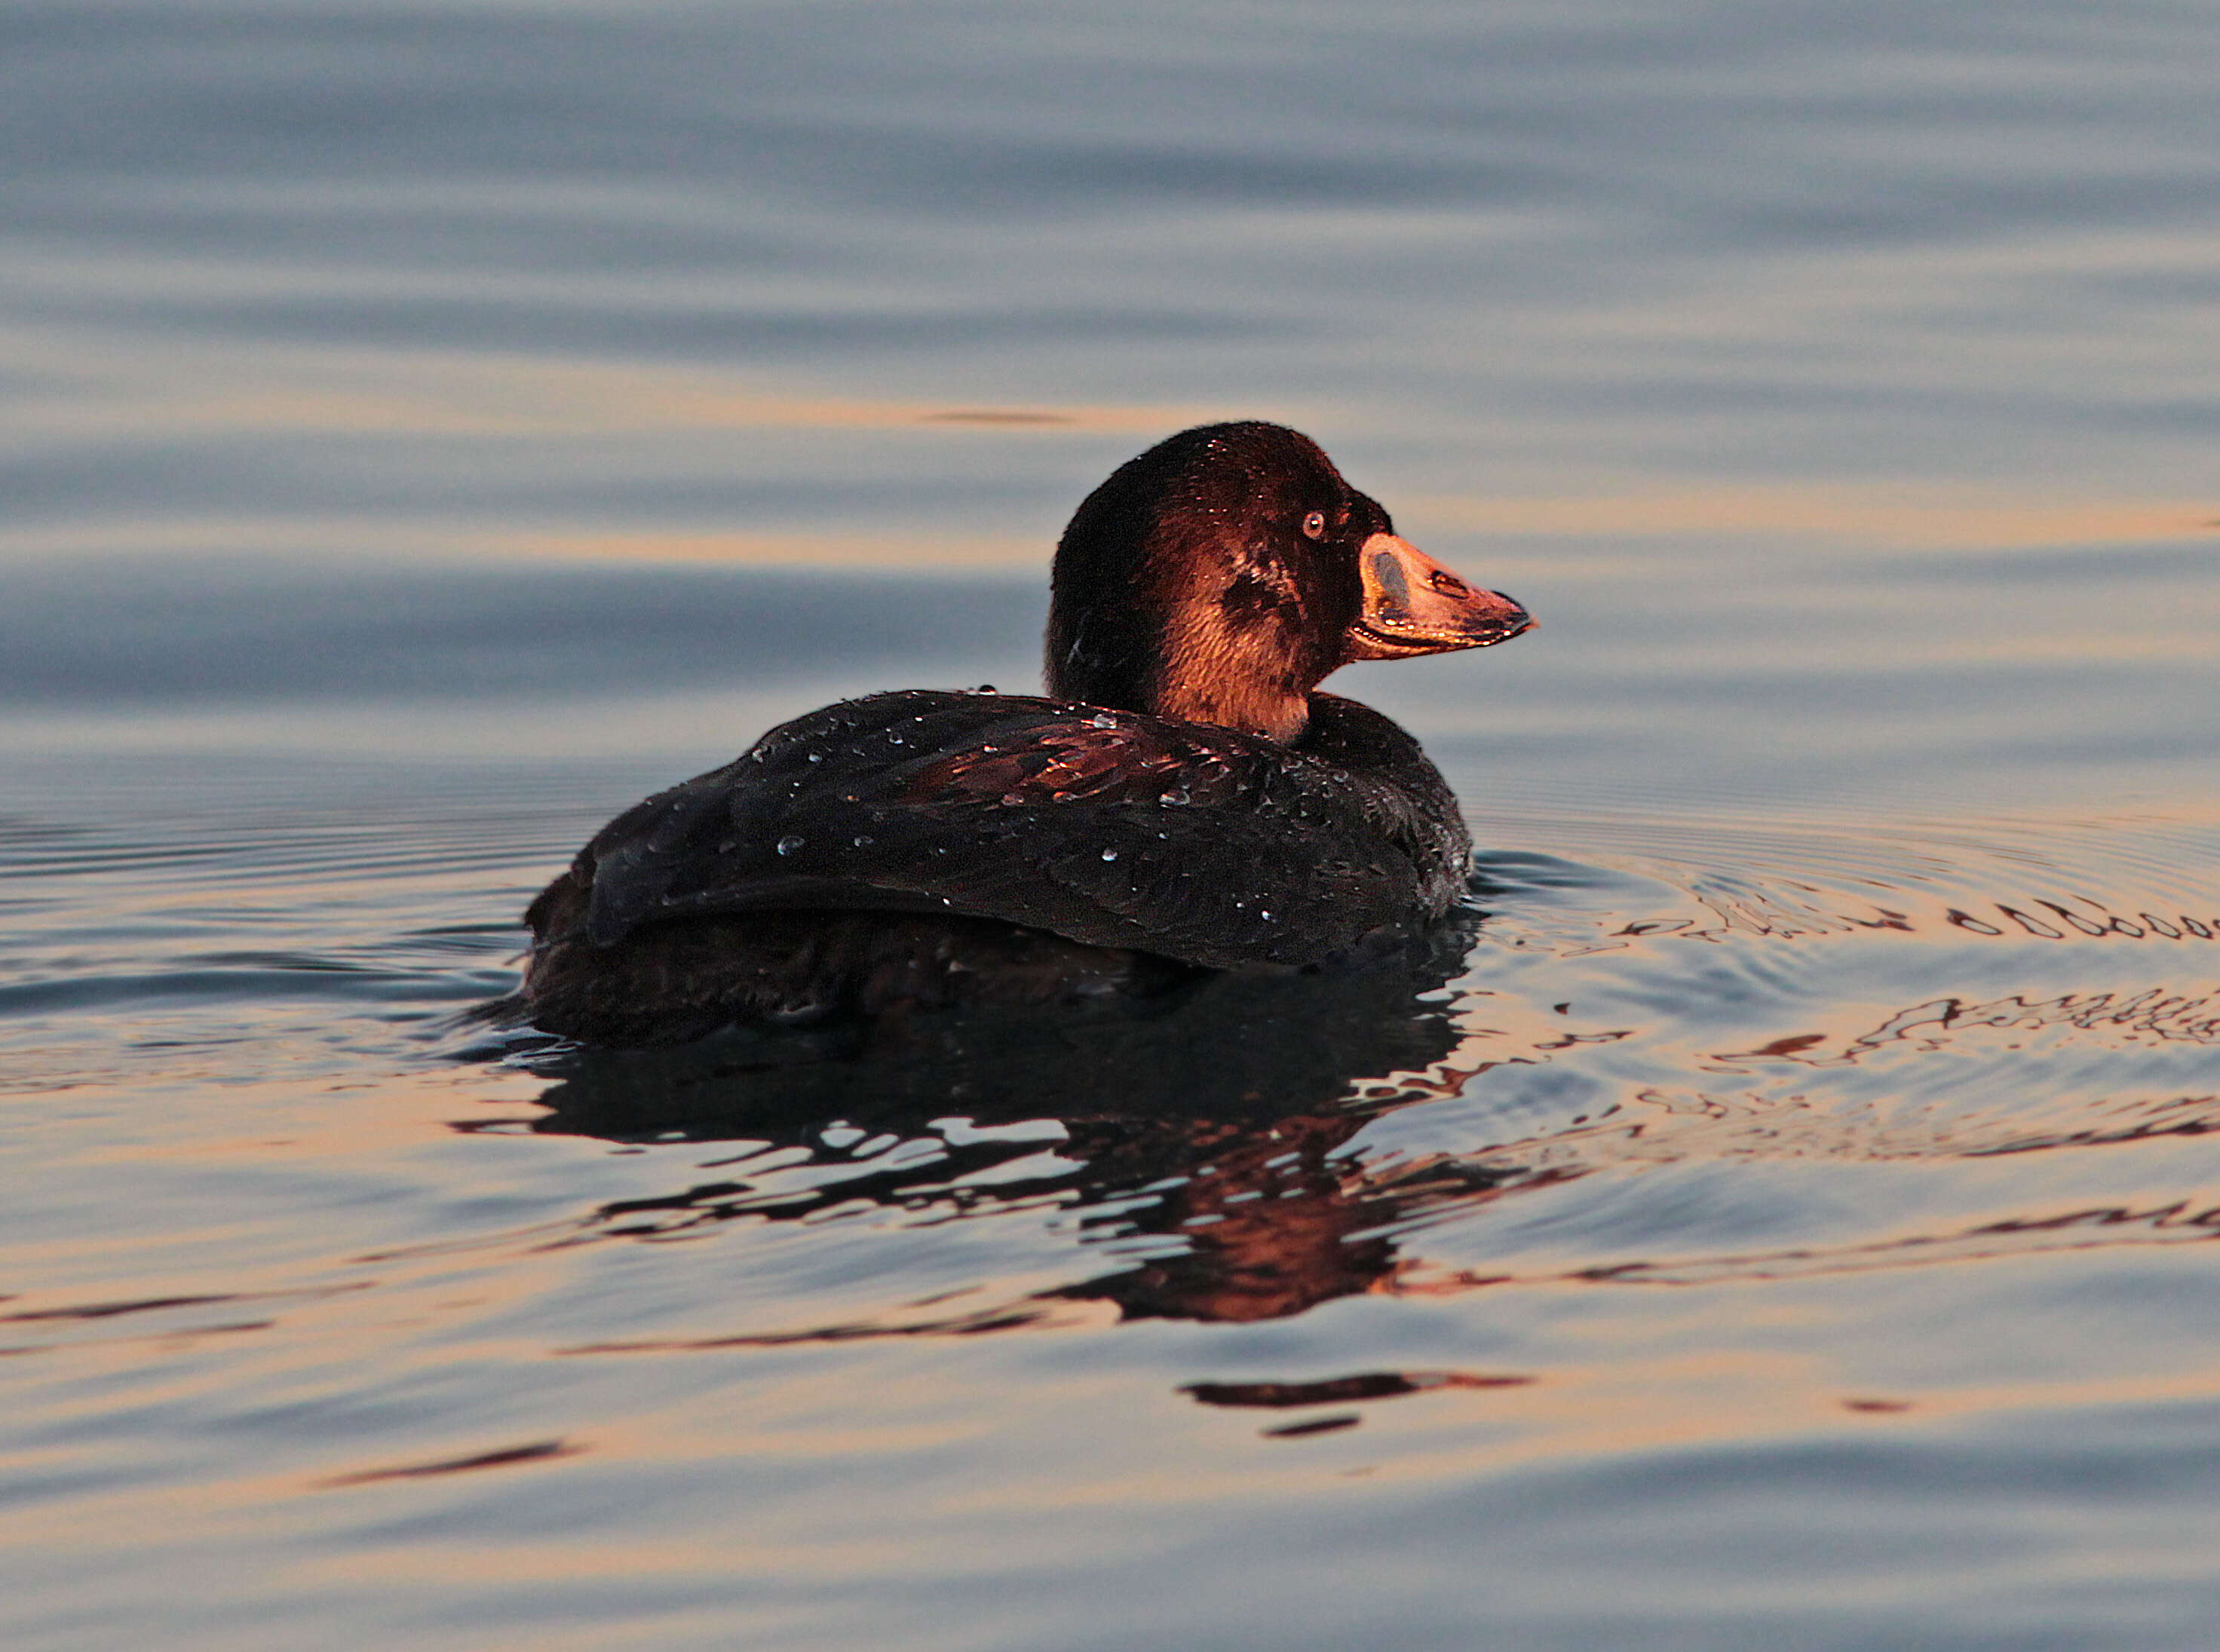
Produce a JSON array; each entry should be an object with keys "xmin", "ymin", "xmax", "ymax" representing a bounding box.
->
[
  {"xmin": 776, "ymin": 835, "xmax": 805, "ymax": 855},
  {"xmin": 1100, "ymin": 847, "xmax": 1118, "ymax": 861}
]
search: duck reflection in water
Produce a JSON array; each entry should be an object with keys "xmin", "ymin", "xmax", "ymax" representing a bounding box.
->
[
  {"xmin": 520, "ymin": 915, "xmax": 1552, "ymax": 1327},
  {"xmin": 504, "ymin": 946, "xmax": 2220, "ymax": 1332}
]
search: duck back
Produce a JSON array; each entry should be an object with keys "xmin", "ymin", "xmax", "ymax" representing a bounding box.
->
[{"xmin": 520, "ymin": 688, "xmax": 1470, "ymax": 1043}]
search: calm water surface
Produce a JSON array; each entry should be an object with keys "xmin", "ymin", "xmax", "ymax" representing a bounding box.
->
[{"xmin": 4, "ymin": 3, "xmax": 2218, "ymax": 1647}]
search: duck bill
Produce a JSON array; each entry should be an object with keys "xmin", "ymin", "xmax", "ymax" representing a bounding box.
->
[{"xmin": 1347, "ymin": 533, "xmax": 1533, "ymax": 660}]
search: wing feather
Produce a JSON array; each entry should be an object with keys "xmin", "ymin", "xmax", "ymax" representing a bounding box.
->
[{"xmin": 569, "ymin": 689, "xmax": 1451, "ymax": 968}]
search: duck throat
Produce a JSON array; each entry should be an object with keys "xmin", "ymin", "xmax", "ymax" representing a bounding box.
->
[{"xmin": 1151, "ymin": 597, "xmax": 1313, "ymax": 744}]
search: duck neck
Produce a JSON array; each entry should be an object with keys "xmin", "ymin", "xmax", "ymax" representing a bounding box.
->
[
  {"xmin": 1148, "ymin": 633, "xmax": 1314, "ymax": 745},
  {"xmin": 1047, "ymin": 599, "xmax": 1317, "ymax": 744}
]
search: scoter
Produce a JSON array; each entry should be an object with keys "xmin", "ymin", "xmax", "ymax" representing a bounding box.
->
[{"xmin": 518, "ymin": 421, "xmax": 1532, "ymax": 1045}]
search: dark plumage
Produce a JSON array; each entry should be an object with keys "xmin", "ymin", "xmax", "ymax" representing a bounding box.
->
[{"xmin": 519, "ymin": 422, "xmax": 1531, "ymax": 1045}]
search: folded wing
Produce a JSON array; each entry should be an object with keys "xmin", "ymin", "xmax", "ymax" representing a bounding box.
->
[{"xmin": 563, "ymin": 689, "xmax": 1449, "ymax": 970}]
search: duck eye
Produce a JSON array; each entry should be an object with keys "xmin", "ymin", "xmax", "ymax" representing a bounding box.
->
[{"xmin": 1301, "ymin": 510, "xmax": 1327, "ymax": 540}]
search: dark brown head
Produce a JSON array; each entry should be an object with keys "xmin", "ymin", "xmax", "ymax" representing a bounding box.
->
[{"xmin": 1044, "ymin": 421, "xmax": 1530, "ymax": 743}]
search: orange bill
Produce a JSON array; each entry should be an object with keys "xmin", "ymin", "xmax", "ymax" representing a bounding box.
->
[{"xmin": 1348, "ymin": 533, "xmax": 1533, "ymax": 660}]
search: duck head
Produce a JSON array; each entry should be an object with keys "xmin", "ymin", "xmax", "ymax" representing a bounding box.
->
[{"xmin": 1045, "ymin": 421, "xmax": 1532, "ymax": 744}]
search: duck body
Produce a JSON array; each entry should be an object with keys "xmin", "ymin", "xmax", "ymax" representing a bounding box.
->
[{"xmin": 520, "ymin": 422, "xmax": 1530, "ymax": 1046}]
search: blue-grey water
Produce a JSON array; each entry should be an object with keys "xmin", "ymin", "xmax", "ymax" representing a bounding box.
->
[{"xmin": 4, "ymin": 3, "xmax": 2218, "ymax": 1647}]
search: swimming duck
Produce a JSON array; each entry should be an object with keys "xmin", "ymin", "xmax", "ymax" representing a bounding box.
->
[{"xmin": 520, "ymin": 421, "xmax": 1531, "ymax": 1045}]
